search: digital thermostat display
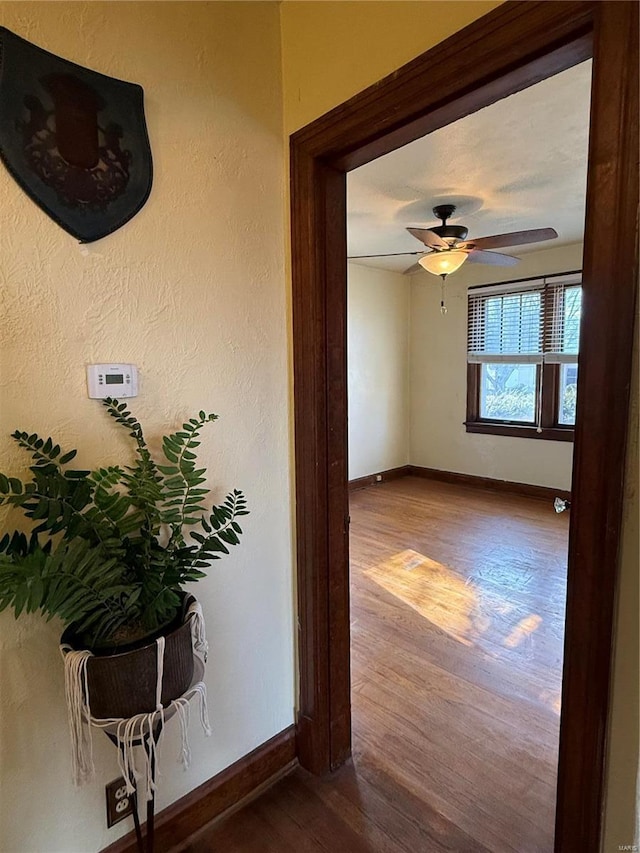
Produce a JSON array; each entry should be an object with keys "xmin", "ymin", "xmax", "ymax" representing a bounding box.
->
[{"xmin": 86, "ymin": 364, "xmax": 138, "ymax": 399}]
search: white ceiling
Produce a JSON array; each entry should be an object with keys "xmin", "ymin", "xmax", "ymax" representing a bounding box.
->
[{"xmin": 347, "ymin": 60, "xmax": 592, "ymax": 273}]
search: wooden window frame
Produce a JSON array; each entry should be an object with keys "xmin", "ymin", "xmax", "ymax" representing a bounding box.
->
[
  {"xmin": 465, "ymin": 276, "xmax": 580, "ymax": 441},
  {"xmin": 466, "ymin": 363, "xmax": 575, "ymax": 442},
  {"xmin": 290, "ymin": 3, "xmax": 639, "ymax": 851}
]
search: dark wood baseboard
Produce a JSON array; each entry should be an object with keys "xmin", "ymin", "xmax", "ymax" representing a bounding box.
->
[
  {"xmin": 349, "ymin": 464, "xmax": 571, "ymax": 502},
  {"xmin": 408, "ymin": 465, "xmax": 571, "ymax": 503},
  {"xmin": 101, "ymin": 725, "xmax": 296, "ymax": 853},
  {"xmin": 348, "ymin": 465, "xmax": 411, "ymax": 491}
]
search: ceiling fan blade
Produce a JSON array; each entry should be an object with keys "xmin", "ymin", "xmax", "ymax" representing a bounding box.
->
[
  {"xmin": 403, "ymin": 262, "xmax": 424, "ymax": 275},
  {"xmin": 406, "ymin": 227, "xmax": 448, "ymax": 250},
  {"xmin": 348, "ymin": 251, "xmax": 424, "ymax": 259},
  {"xmin": 466, "ymin": 249, "xmax": 520, "ymax": 267},
  {"xmin": 463, "ymin": 227, "xmax": 558, "ymax": 251}
]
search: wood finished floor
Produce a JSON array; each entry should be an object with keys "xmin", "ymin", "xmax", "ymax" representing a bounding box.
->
[{"xmin": 181, "ymin": 477, "xmax": 569, "ymax": 853}]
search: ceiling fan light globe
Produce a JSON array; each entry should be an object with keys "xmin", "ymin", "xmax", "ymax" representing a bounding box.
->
[{"xmin": 419, "ymin": 249, "xmax": 468, "ymax": 277}]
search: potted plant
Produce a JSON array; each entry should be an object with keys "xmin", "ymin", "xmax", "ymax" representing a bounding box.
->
[{"xmin": 0, "ymin": 398, "xmax": 247, "ymax": 785}]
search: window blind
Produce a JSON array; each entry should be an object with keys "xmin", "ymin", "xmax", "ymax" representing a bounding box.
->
[
  {"xmin": 467, "ymin": 272, "xmax": 581, "ymax": 364},
  {"xmin": 542, "ymin": 274, "xmax": 582, "ymax": 363}
]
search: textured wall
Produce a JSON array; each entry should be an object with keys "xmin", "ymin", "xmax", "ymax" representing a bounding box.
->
[
  {"xmin": 0, "ymin": 3, "xmax": 292, "ymax": 852},
  {"xmin": 348, "ymin": 263, "xmax": 410, "ymax": 479},
  {"xmin": 409, "ymin": 243, "xmax": 582, "ymax": 490},
  {"xmin": 280, "ymin": 0, "xmax": 501, "ymax": 133}
]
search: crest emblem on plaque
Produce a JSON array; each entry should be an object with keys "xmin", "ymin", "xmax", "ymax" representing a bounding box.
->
[{"xmin": 0, "ymin": 27, "xmax": 152, "ymax": 242}]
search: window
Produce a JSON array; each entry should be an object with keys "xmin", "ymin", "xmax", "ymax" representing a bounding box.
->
[{"xmin": 466, "ymin": 272, "xmax": 581, "ymax": 440}]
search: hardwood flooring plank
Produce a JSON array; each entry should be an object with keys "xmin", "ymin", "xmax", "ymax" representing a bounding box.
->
[{"xmin": 178, "ymin": 478, "xmax": 567, "ymax": 852}]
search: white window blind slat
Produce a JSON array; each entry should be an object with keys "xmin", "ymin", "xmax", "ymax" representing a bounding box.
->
[
  {"xmin": 543, "ymin": 282, "xmax": 582, "ymax": 362},
  {"xmin": 542, "ymin": 353, "xmax": 579, "ymax": 365},
  {"xmin": 468, "ymin": 353, "xmax": 543, "ymax": 364}
]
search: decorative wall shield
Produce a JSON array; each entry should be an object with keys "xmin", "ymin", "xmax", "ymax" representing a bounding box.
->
[{"xmin": 0, "ymin": 27, "xmax": 152, "ymax": 242}]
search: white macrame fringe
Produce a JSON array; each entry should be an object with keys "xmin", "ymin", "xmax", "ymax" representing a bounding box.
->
[
  {"xmin": 62, "ymin": 647, "xmax": 95, "ymax": 786},
  {"xmin": 60, "ymin": 604, "xmax": 211, "ymax": 802},
  {"xmin": 187, "ymin": 599, "xmax": 209, "ymax": 661}
]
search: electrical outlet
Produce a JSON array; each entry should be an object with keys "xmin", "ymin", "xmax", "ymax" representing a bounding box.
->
[
  {"xmin": 375, "ymin": 474, "xmax": 383, "ymax": 482},
  {"xmin": 106, "ymin": 777, "xmax": 134, "ymax": 828}
]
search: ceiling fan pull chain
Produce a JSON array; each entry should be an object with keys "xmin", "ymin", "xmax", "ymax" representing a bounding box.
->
[{"xmin": 440, "ymin": 275, "xmax": 448, "ymax": 315}]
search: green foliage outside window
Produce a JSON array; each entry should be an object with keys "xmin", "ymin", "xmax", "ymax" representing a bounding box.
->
[
  {"xmin": 483, "ymin": 386, "xmax": 536, "ymax": 422},
  {"xmin": 561, "ymin": 383, "xmax": 577, "ymax": 424}
]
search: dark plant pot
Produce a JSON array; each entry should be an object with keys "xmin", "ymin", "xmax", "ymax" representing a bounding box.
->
[{"xmin": 61, "ymin": 594, "xmax": 196, "ymax": 720}]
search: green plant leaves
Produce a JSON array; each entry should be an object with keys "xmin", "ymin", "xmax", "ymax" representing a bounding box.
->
[{"xmin": 0, "ymin": 402, "xmax": 249, "ymax": 645}]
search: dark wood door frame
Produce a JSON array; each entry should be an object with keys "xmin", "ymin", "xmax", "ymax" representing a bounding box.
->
[{"xmin": 290, "ymin": 2, "xmax": 639, "ymax": 850}]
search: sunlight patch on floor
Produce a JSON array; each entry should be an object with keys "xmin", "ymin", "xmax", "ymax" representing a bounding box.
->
[
  {"xmin": 503, "ymin": 613, "xmax": 543, "ymax": 647},
  {"xmin": 364, "ymin": 549, "xmax": 477, "ymax": 645},
  {"xmin": 364, "ymin": 549, "xmax": 545, "ymax": 655},
  {"xmin": 539, "ymin": 688, "xmax": 563, "ymax": 715}
]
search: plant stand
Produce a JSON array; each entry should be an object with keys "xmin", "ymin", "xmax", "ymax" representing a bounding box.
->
[
  {"xmin": 105, "ymin": 720, "xmax": 163, "ymax": 853},
  {"xmin": 61, "ymin": 623, "xmax": 211, "ymax": 853},
  {"xmin": 93, "ymin": 653, "xmax": 209, "ymax": 853}
]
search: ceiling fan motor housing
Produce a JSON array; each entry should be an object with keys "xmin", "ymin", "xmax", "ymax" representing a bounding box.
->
[
  {"xmin": 431, "ymin": 224, "xmax": 468, "ymax": 242},
  {"xmin": 431, "ymin": 204, "xmax": 468, "ymax": 243}
]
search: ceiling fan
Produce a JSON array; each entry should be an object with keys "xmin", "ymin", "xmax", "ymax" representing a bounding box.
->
[{"xmin": 349, "ymin": 203, "xmax": 558, "ymax": 278}]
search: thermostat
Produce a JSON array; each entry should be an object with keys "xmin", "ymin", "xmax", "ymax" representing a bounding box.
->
[{"xmin": 86, "ymin": 364, "xmax": 138, "ymax": 399}]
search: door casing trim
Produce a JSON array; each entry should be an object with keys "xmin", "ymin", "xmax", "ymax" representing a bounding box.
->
[{"xmin": 290, "ymin": 2, "xmax": 639, "ymax": 850}]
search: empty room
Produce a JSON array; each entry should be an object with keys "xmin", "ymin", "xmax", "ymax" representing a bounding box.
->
[{"xmin": 345, "ymin": 60, "xmax": 589, "ymax": 851}]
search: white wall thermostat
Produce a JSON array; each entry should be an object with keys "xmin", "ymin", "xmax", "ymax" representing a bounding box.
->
[{"xmin": 87, "ymin": 364, "xmax": 139, "ymax": 399}]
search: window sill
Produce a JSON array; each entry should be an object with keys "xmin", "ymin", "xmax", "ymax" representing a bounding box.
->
[{"xmin": 465, "ymin": 421, "xmax": 574, "ymax": 442}]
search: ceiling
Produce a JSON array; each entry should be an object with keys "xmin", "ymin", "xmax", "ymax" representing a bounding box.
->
[{"xmin": 347, "ymin": 60, "xmax": 592, "ymax": 273}]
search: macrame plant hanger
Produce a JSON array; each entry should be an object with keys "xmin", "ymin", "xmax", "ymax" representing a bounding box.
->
[
  {"xmin": 105, "ymin": 720, "xmax": 161, "ymax": 853},
  {"xmin": 61, "ymin": 600, "xmax": 211, "ymax": 853}
]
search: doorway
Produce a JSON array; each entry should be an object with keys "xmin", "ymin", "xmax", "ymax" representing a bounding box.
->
[
  {"xmin": 343, "ymin": 57, "xmax": 591, "ymax": 847},
  {"xmin": 291, "ymin": 3, "xmax": 638, "ymax": 851}
]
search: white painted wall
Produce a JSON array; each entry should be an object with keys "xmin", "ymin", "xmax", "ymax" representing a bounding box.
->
[
  {"xmin": 348, "ymin": 263, "xmax": 410, "ymax": 479},
  {"xmin": 409, "ymin": 242, "xmax": 584, "ymax": 490},
  {"xmin": 0, "ymin": 4, "xmax": 292, "ymax": 852}
]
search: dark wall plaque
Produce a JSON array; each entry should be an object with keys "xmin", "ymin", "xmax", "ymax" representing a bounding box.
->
[{"xmin": 0, "ymin": 27, "xmax": 153, "ymax": 242}]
